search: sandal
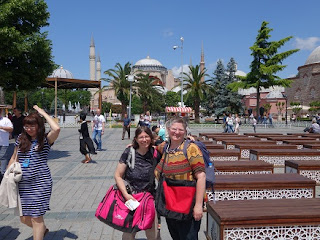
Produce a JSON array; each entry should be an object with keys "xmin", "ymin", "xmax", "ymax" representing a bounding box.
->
[
  {"xmin": 44, "ymin": 228, "xmax": 49, "ymax": 237},
  {"xmin": 84, "ymin": 158, "xmax": 92, "ymax": 163}
]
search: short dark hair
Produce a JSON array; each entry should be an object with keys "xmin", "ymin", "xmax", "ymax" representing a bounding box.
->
[
  {"xmin": 151, "ymin": 126, "xmax": 158, "ymax": 132},
  {"xmin": 80, "ymin": 112, "xmax": 86, "ymax": 121}
]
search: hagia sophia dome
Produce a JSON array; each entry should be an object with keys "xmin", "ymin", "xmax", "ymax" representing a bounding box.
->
[
  {"xmin": 133, "ymin": 56, "xmax": 167, "ymax": 72},
  {"xmin": 305, "ymin": 46, "xmax": 320, "ymax": 65},
  {"xmin": 49, "ymin": 66, "xmax": 74, "ymax": 79}
]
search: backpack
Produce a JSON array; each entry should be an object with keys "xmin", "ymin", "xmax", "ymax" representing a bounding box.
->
[{"xmin": 163, "ymin": 140, "xmax": 215, "ymax": 190}]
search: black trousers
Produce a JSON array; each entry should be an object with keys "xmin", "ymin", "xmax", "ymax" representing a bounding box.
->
[
  {"xmin": 166, "ymin": 217, "xmax": 201, "ymax": 240},
  {"xmin": 80, "ymin": 137, "xmax": 95, "ymax": 155}
]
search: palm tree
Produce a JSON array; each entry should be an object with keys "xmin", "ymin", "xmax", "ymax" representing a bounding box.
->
[
  {"xmin": 103, "ymin": 62, "xmax": 131, "ymax": 117},
  {"xmin": 183, "ymin": 65, "xmax": 209, "ymax": 123},
  {"xmin": 134, "ymin": 73, "xmax": 162, "ymax": 113}
]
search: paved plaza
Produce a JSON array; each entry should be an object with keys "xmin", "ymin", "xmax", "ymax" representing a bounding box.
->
[{"xmin": 0, "ymin": 124, "xmax": 307, "ymax": 240}]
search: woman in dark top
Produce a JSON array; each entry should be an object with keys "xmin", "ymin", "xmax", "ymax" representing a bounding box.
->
[
  {"xmin": 78, "ymin": 113, "xmax": 96, "ymax": 163},
  {"xmin": 114, "ymin": 126, "xmax": 161, "ymax": 240}
]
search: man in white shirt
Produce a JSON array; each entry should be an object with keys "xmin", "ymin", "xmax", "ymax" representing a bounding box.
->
[
  {"xmin": 0, "ymin": 109, "xmax": 13, "ymax": 175},
  {"xmin": 92, "ymin": 109, "xmax": 105, "ymax": 151}
]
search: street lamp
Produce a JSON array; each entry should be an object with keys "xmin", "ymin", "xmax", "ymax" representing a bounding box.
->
[
  {"xmin": 173, "ymin": 36, "xmax": 184, "ymax": 107},
  {"xmin": 128, "ymin": 75, "xmax": 134, "ymax": 119},
  {"xmin": 282, "ymin": 93, "xmax": 288, "ymax": 126}
]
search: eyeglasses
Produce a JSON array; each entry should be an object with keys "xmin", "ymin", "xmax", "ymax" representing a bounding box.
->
[
  {"xmin": 23, "ymin": 126, "xmax": 36, "ymax": 130},
  {"xmin": 169, "ymin": 128, "xmax": 185, "ymax": 133}
]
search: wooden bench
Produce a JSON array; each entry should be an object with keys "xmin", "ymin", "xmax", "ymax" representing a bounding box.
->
[
  {"xmin": 208, "ymin": 173, "xmax": 315, "ymax": 202},
  {"xmin": 304, "ymin": 144, "xmax": 320, "ymax": 149},
  {"xmin": 214, "ymin": 160, "xmax": 273, "ymax": 175},
  {"xmin": 249, "ymin": 149, "xmax": 320, "ymax": 167},
  {"xmin": 205, "ymin": 144, "xmax": 225, "ymax": 150},
  {"xmin": 206, "ymin": 198, "xmax": 320, "ymax": 240},
  {"xmin": 286, "ymin": 160, "xmax": 320, "ymax": 185},
  {"xmin": 222, "ymin": 140, "xmax": 277, "ymax": 149},
  {"xmin": 235, "ymin": 143, "xmax": 297, "ymax": 158},
  {"xmin": 209, "ymin": 149, "xmax": 240, "ymax": 161},
  {"xmin": 267, "ymin": 136, "xmax": 317, "ymax": 145},
  {"xmin": 244, "ymin": 133, "xmax": 284, "ymax": 136},
  {"xmin": 206, "ymin": 135, "xmax": 250, "ymax": 143},
  {"xmin": 199, "ymin": 132, "xmax": 237, "ymax": 139},
  {"xmin": 282, "ymin": 140, "xmax": 320, "ymax": 149}
]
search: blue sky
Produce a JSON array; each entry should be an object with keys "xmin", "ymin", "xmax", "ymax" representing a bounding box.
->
[{"xmin": 45, "ymin": 0, "xmax": 320, "ymax": 84}]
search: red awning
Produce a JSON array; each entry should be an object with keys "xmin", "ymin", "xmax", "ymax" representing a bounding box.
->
[{"xmin": 165, "ymin": 107, "xmax": 193, "ymax": 113}]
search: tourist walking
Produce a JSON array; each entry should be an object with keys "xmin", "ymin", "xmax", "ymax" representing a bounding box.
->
[
  {"xmin": 0, "ymin": 109, "xmax": 13, "ymax": 177},
  {"xmin": 92, "ymin": 109, "xmax": 105, "ymax": 151},
  {"xmin": 122, "ymin": 113, "xmax": 131, "ymax": 140},
  {"xmin": 252, "ymin": 117, "xmax": 257, "ymax": 133},
  {"xmin": 7, "ymin": 105, "xmax": 60, "ymax": 240},
  {"xmin": 11, "ymin": 107, "xmax": 25, "ymax": 140},
  {"xmin": 226, "ymin": 113, "xmax": 234, "ymax": 133},
  {"xmin": 144, "ymin": 111, "xmax": 152, "ymax": 128},
  {"xmin": 155, "ymin": 117, "xmax": 206, "ymax": 240},
  {"xmin": 79, "ymin": 113, "xmax": 96, "ymax": 163},
  {"xmin": 114, "ymin": 126, "xmax": 162, "ymax": 240},
  {"xmin": 234, "ymin": 113, "xmax": 240, "ymax": 134}
]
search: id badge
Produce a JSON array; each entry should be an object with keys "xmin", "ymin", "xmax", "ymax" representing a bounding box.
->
[{"xmin": 22, "ymin": 159, "xmax": 30, "ymax": 167}]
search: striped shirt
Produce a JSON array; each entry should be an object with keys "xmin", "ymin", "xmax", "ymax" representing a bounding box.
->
[{"xmin": 16, "ymin": 137, "xmax": 52, "ymax": 217}]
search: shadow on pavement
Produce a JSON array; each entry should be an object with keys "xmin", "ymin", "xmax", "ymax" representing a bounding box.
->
[
  {"xmin": 48, "ymin": 150, "xmax": 71, "ymax": 159},
  {"xmin": 25, "ymin": 229, "xmax": 78, "ymax": 240},
  {"xmin": 0, "ymin": 226, "xmax": 20, "ymax": 240}
]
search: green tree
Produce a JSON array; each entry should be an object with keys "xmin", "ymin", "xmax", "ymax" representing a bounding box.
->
[
  {"xmin": 290, "ymin": 102, "xmax": 302, "ymax": 117},
  {"xmin": 103, "ymin": 62, "xmax": 131, "ymax": 117},
  {"xmin": 134, "ymin": 73, "xmax": 161, "ymax": 113},
  {"xmin": 309, "ymin": 101, "xmax": 320, "ymax": 116},
  {"xmin": 183, "ymin": 65, "xmax": 208, "ymax": 123},
  {"xmin": 211, "ymin": 59, "xmax": 243, "ymax": 117},
  {"xmin": 0, "ymin": 0, "xmax": 55, "ymax": 97},
  {"xmin": 131, "ymin": 95, "xmax": 143, "ymax": 114},
  {"xmin": 165, "ymin": 91, "xmax": 180, "ymax": 107},
  {"xmin": 228, "ymin": 21, "xmax": 299, "ymax": 117}
]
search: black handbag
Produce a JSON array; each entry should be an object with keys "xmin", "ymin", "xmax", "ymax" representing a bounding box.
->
[{"xmin": 155, "ymin": 147, "xmax": 196, "ymax": 221}]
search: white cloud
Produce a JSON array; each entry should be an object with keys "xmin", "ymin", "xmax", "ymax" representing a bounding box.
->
[
  {"xmin": 171, "ymin": 64, "xmax": 190, "ymax": 78},
  {"xmin": 162, "ymin": 29, "xmax": 174, "ymax": 38},
  {"xmin": 294, "ymin": 37, "xmax": 320, "ymax": 50},
  {"xmin": 287, "ymin": 74, "xmax": 297, "ymax": 78}
]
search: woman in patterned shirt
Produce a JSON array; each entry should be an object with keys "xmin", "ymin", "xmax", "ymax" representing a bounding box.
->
[{"xmin": 155, "ymin": 117, "xmax": 206, "ymax": 240}]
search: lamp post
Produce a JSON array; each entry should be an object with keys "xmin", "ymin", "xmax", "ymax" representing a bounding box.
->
[
  {"xmin": 128, "ymin": 75, "xmax": 134, "ymax": 120},
  {"xmin": 282, "ymin": 93, "xmax": 288, "ymax": 126},
  {"xmin": 173, "ymin": 36, "xmax": 184, "ymax": 107}
]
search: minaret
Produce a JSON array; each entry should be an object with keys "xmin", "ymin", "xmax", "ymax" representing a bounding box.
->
[
  {"xmin": 200, "ymin": 42, "xmax": 205, "ymax": 82},
  {"xmin": 96, "ymin": 54, "xmax": 101, "ymax": 81},
  {"xmin": 90, "ymin": 35, "xmax": 96, "ymax": 81}
]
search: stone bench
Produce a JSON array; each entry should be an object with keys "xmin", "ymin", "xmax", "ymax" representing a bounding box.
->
[
  {"xmin": 249, "ymin": 149, "xmax": 320, "ymax": 170},
  {"xmin": 209, "ymin": 173, "xmax": 315, "ymax": 202},
  {"xmin": 209, "ymin": 149, "xmax": 240, "ymax": 162},
  {"xmin": 214, "ymin": 160, "xmax": 273, "ymax": 175},
  {"xmin": 206, "ymin": 198, "xmax": 320, "ymax": 240},
  {"xmin": 235, "ymin": 143, "xmax": 297, "ymax": 158},
  {"xmin": 286, "ymin": 160, "xmax": 320, "ymax": 185}
]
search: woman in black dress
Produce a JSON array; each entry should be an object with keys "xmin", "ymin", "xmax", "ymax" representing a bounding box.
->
[{"xmin": 79, "ymin": 112, "xmax": 96, "ymax": 163}]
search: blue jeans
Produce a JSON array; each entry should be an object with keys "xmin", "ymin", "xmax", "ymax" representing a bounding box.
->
[
  {"xmin": 0, "ymin": 146, "xmax": 11, "ymax": 174},
  {"xmin": 227, "ymin": 124, "xmax": 234, "ymax": 133},
  {"xmin": 92, "ymin": 129, "xmax": 102, "ymax": 150}
]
